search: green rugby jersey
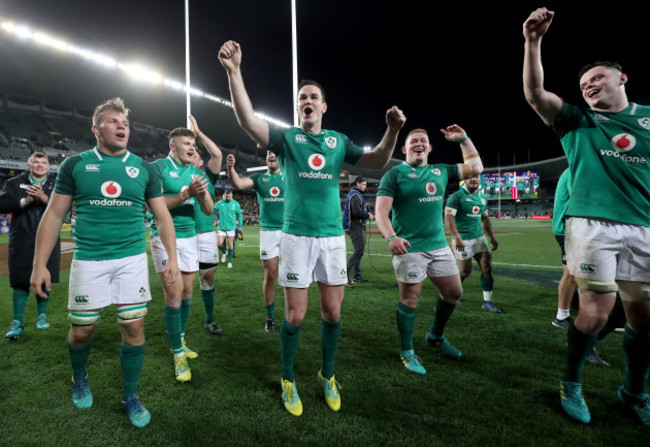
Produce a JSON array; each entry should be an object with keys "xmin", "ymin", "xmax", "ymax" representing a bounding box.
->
[
  {"xmin": 552, "ymin": 168, "xmax": 572, "ymax": 236},
  {"xmin": 378, "ymin": 162, "xmax": 458, "ymax": 252},
  {"xmin": 150, "ymin": 155, "xmax": 203, "ymax": 238},
  {"xmin": 446, "ymin": 187, "xmax": 488, "ymax": 240},
  {"xmin": 552, "ymin": 102, "xmax": 650, "ymax": 227},
  {"xmin": 194, "ymin": 168, "xmax": 216, "ymax": 233},
  {"xmin": 54, "ymin": 147, "xmax": 161, "ymax": 261},
  {"xmin": 267, "ymin": 126, "xmax": 364, "ymax": 236},
  {"xmin": 251, "ymin": 170, "xmax": 284, "ymax": 231},
  {"xmin": 214, "ymin": 199, "xmax": 242, "ymax": 231}
]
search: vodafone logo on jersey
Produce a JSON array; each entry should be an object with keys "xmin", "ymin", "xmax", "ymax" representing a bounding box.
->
[
  {"xmin": 265, "ymin": 185, "xmax": 284, "ymax": 202},
  {"xmin": 425, "ymin": 182, "xmax": 436, "ymax": 195},
  {"xmin": 308, "ymin": 154, "xmax": 326, "ymax": 171},
  {"xmin": 101, "ymin": 181, "xmax": 122, "ymax": 198},
  {"xmin": 611, "ymin": 133, "xmax": 636, "ymax": 153},
  {"xmin": 472, "ymin": 205, "xmax": 480, "ymax": 214},
  {"xmin": 269, "ymin": 186, "xmax": 280, "ymax": 197}
]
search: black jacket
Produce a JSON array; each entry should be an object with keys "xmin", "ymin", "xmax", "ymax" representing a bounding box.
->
[{"xmin": 0, "ymin": 170, "xmax": 60, "ymax": 289}]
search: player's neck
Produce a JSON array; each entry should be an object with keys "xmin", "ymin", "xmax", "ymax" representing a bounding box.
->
[
  {"xmin": 97, "ymin": 144, "xmax": 126, "ymax": 157},
  {"xmin": 169, "ymin": 153, "xmax": 189, "ymax": 167},
  {"xmin": 591, "ymin": 96, "xmax": 629, "ymax": 113},
  {"xmin": 300, "ymin": 121, "xmax": 322, "ymax": 134}
]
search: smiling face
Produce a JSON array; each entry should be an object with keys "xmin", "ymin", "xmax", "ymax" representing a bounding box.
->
[
  {"xmin": 170, "ymin": 135, "xmax": 196, "ymax": 166},
  {"xmin": 402, "ymin": 131, "xmax": 432, "ymax": 166},
  {"xmin": 296, "ymin": 84, "xmax": 327, "ymax": 133},
  {"xmin": 266, "ymin": 151, "xmax": 280, "ymax": 172},
  {"xmin": 93, "ymin": 110, "xmax": 130, "ymax": 154},
  {"xmin": 579, "ymin": 65, "xmax": 628, "ymax": 111},
  {"xmin": 28, "ymin": 154, "xmax": 49, "ymax": 180}
]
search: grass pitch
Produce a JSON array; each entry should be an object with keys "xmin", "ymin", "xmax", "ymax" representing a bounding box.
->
[{"xmin": 0, "ymin": 220, "xmax": 646, "ymax": 446}]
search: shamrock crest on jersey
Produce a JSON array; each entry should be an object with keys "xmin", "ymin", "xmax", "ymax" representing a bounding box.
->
[{"xmin": 126, "ymin": 166, "xmax": 140, "ymax": 178}]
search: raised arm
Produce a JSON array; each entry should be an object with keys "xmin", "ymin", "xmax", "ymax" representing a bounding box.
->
[
  {"xmin": 31, "ymin": 192, "xmax": 72, "ymax": 297},
  {"xmin": 356, "ymin": 106, "xmax": 406, "ymax": 169},
  {"xmin": 440, "ymin": 124, "xmax": 483, "ymax": 180},
  {"xmin": 219, "ymin": 40, "xmax": 270, "ymax": 147},
  {"xmin": 189, "ymin": 114, "xmax": 223, "ymax": 175},
  {"xmin": 226, "ymin": 154, "xmax": 254, "ymax": 190},
  {"xmin": 523, "ymin": 8, "xmax": 563, "ymax": 124}
]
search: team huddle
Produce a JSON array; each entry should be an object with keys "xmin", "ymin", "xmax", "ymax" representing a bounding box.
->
[{"xmin": 1, "ymin": 8, "xmax": 648, "ymax": 429}]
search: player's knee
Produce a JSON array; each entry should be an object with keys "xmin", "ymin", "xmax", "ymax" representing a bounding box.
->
[
  {"xmin": 68, "ymin": 309, "xmax": 102, "ymax": 327},
  {"xmin": 198, "ymin": 269, "xmax": 215, "ymax": 290},
  {"xmin": 575, "ymin": 277, "xmax": 618, "ymax": 294},
  {"xmin": 617, "ymin": 281, "xmax": 650, "ymax": 302},
  {"xmin": 116, "ymin": 304, "xmax": 148, "ymax": 324}
]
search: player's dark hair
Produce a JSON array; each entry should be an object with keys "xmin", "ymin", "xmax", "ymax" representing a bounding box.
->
[
  {"xmin": 578, "ymin": 61, "xmax": 623, "ymax": 79},
  {"xmin": 353, "ymin": 175, "xmax": 366, "ymax": 186},
  {"xmin": 298, "ymin": 79, "xmax": 326, "ymax": 102},
  {"xmin": 168, "ymin": 127, "xmax": 196, "ymax": 142}
]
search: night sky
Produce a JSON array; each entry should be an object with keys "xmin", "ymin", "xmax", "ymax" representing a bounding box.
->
[{"xmin": 1, "ymin": 1, "xmax": 649, "ymax": 168}]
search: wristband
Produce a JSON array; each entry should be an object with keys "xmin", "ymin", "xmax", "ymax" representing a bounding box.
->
[
  {"xmin": 387, "ymin": 234, "xmax": 397, "ymax": 242},
  {"xmin": 459, "ymin": 135, "xmax": 469, "ymax": 143},
  {"xmin": 180, "ymin": 190, "xmax": 189, "ymax": 201}
]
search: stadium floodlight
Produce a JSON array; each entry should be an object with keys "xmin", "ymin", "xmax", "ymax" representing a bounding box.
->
[
  {"xmin": 120, "ymin": 63, "xmax": 163, "ymax": 84},
  {"xmin": 0, "ymin": 16, "xmax": 292, "ymax": 129},
  {"xmin": 34, "ymin": 32, "xmax": 67, "ymax": 51}
]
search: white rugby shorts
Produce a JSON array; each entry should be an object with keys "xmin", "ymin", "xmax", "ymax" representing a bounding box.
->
[
  {"xmin": 451, "ymin": 235, "xmax": 490, "ymax": 260},
  {"xmin": 68, "ymin": 253, "xmax": 151, "ymax": 310},
  {"xmin": 278, "ymin": 233, "xmax": 347, "ymax": 288},
  {"xmin": 393, "ymin": 246, "xmax": 459, "ymax": 284},
  {"xmin": 566, "ymin": 217, "xmax": 650, "ymax": 284},
  {"xmin": 151, "ymin": 235, "xmax": 199, "ymax": 273},
  {"xmin": 260, "ymin": 229, "xmax": 282, "ymax": 260}
]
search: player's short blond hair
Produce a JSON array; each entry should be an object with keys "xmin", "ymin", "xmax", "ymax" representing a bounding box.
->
[
  {"xmin": 28, "ymin": 151, "xmax": 49, "ymax": 164},
  {"xmin": 92, "ymin": 97, "xmax": 130, "ymax": 126},
  {"xmin": 406, "ymin": 128, "xmax": 429, "ymax": 142}
]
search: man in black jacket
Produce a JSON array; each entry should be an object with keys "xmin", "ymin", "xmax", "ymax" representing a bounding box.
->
[
  {"xmin": 342, "ymin": 176, "xmax": 373, "ymax": 284},
  {"xmin": 0, "ymin": 152, "xmax": 60, "ymax": 340}
]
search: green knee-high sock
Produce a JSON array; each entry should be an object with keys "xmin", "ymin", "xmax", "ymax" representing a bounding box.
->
[
  {"xmin": 321, "ymin": 319, "xmax": 341, "ymax": 379},
  {"xmin": 180, "ymin": 298, "xmax": 192, "ymax": 334},
  {"xmin": 562, "ymin": 322, "xmax": 597, "ymax": 383},
  {"xmin": 280, "ymin": 318, "xmax": 302, "ymax": 382},
  {"xmin": 622, "ymin": 325, "xmax": 650, "ymax": 395},
  {"xmin": 227, "ymin": 248, "xmax": 234, "ymax": 263},
  {"xmin": 480, "ymin": 276, "xmax": 493, "ymax": 292},
  {"xmin": 67, "ymin": 339, "xmax": 93, "ymax": 379},
  {"xmin": 36, "ymin": 289, "xmax": 50, "ymax": 315},
  {"xmin": 120, "ymin": 341, "xmax": 146, "ymax": 399},
  {"xmin": 12, "ymin": 288, "xmax": 29, "ymax": 323},
  {"xmin": 201, "ymin": 289, "xmax": 215, "ymax": 322},
  {"xmin": 396, "ymin": 302, "xmax": 416, "ymax": 352},
  {"xmin": 429, "ymin": 296, "xmax": 456, "ymax": 339},
  {"xmin": 220, "ymin": 242, "xmax": 227, "ymax": 254},
  {"xmin": 265, "ymin": 303, "xmax": 275, "ymax": 320},
  {"xmin": 164, "ymin": 305, "xmax": 183, "ymax": 355}
]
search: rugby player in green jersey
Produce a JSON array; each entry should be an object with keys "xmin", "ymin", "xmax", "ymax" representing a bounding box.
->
[
  {"xmin": 151, "ymin": 127, "xmax": 214, "ymax": 383},
  {"xmin": 219, "ymin": 39, "xmax": 405, "ymax": 416},
  {"xmin": 31, "ymin": 98, "xmax": 180, "ymax": 428},
  {"xmin": 214, "ymin": 189, "xmax": 242, "ymax": 268},
  {"xmin": 376, "ymin": 126, "xmax": 483, "ymax": 375},
  {"xmin": 227, "ymin": 152, "xmax": 284, "ymax": 333},
  {"xmin": 189, "ymin": 115, "xmax": 225, "ymax": 336},
  {"xmin": 524, "ymin": 7, "xmax": 650, "ymax": 425},
  {"xmin": 445, "ymin": 174, "xmax": 500, "ymax": 313}
]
